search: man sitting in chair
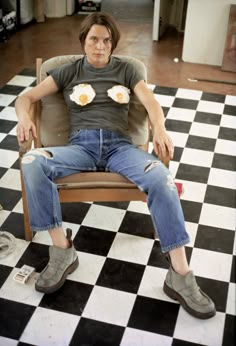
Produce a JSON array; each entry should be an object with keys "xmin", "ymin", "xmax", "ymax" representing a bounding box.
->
[{"xmin": 15, "ymin": 12, "xmax": 215, "ymax": 319}]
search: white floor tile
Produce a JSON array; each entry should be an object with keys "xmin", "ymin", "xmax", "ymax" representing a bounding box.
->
[
  {"xmin": 0, "ymin": 268, "xmax": 43, "ymax": 306},
  {"xmin": 0, "ymin": 169, "xmax": 21, "ymax": 191},
  {"xmin": 190, "ymin": 248, "xmax": 232, "ymax": 282},
  {"xmin": 197, "ymin": 100, "xmax": 224, "ymax": 115},
  {"xmin": 0, "ymin": 149, "xmax": 18, "ymax": 169},
  {"xmin": 176, "ymin": 88, "xmax": 202, "ymax": 100},
  {"xmin": 179, "ymin": 180, "xmax": 207, "ymax": 203},
  {"xmin": 121, "ymin": 327, "xmax": 172, "ymax": 346},
  {"xmin": 225, "ymin": 95, "xmax": 236, "ymax": 106},
  {"xmin": 185, "ymin": 222, "xmax": 198, "ymax": 247},
  {"xmin": 200, "ymin": 203, "xmax": 236, "ymax": 231},
  {"xmin": 167, "ymin": 131, "xmax": 189, "ymax": 148},
  {"xmin": 69, "ymin": 251, "xmax": 106, "ymax": 285},
  {"xmin": 0, "ymin": 337, "xmax": 18, "ymax": 346},
  {"xmin": 0, "ymin": 133, "xmax": 7, "ymax": 142},
  {"xmin": 226, "ymin": 283, "xmax": 236, "ymax": 316},
  {"xmin": 154, "ymin": 94, "xmax": 175, "ymax": 107},
  {"xmin": 0, "ymin": 106, "xmax": 17, "ymax": 121},
  {"xmin": 181, "ymin": 148, "xmax": 214, "ymax": 167},
  {"xmin": 215, "ymin": 139, "xmax": 236, "ymax": 156},
  {"xmin": 7, "ymin": 75, "xmax": 36, "ymax": 87},
  {"xmin": 82, "ymin": 286, "xmax": 136, "ymax": 326},
  {"xmin": 0, "ymin": 94, "xmax": 16, "ymax": 107},
  {"xmin": 108, "ymin": 233, "xmax": 154, "ymax": 265},
  {"xmin": 0, "ymin": 238, "xmax": 29, "ymax": 267},
  {"xmin": 20, "ymin": 307, "xmax": 80, "ymax": 346},
  {"xmin": 167, "ymin": 107, "xmax": 196, "ymax": 122},
  {"xmin": 174, "ymin": 310, "xmax": 225, "ymax": 346},
  {"xmin": 82, "ymin": 204, "xmax": 126, "ymax": 232},
  {"xmin": 208, "ymin": 168, "xmax": 236, "ymax": 189},
  {"xmin": 127, "ymin": 201, "xmax": 150, "ymax": 214},
  {"xmin": 138, "ymin": 266, "xmax": 173, "ymax": 302},
  {"xmin": 221, "ymin": 114, "xmax": 236, "ymax": 129},
  {"xmin": 190, "ymin": 122, "xmax": 219, "ymax": 139}
]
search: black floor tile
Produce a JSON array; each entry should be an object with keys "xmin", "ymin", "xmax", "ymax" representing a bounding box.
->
[
  {"xmin": 194, "ymin": 111, "xmax": 222, "ymax": 125},
  {"xmin": 204, "ymin": 185, "xmax": 236, "ymax": 208},
  {"xmin": 61, "ymin": 202, "xmax": 91, "ymax": 225},
  {"xmin": 70, "ymin": 317, "xmax": 124, "ymax": 346},
  {"xmin": 222, "ymin": 314, "xmax": 236, "ymax": 346},
  {"xmin": 16, "ymin": 242, "xmax": 49, "ymax": 272},
  {"xmin": 0, "ymin": 167, "xmax": 8, "ymax": 179},
  {"xmin": 73, "ymin": 225, "xmax": 116, "ymax": 256},
  {"xmin": 96, "ymin": 258, "xmax": 145, "ymax": 293},
  {"xmin": 0, "ymin": 298, "xmax": 35, "ymax": 340},
  {"xmin": 1, "ymin": 212, "xmax": 25, "ymax": 239},
  {"xmin": 196, "ymin": 276, "xmax": 228, "ymax": 313},
  {"xmin": 219, "ymin": 127, "xmax": 236, "ymax": 141},
  {"xmin": 172, "ymin": 98, "xmax": 199, "ymax": 109},
  {"xmin": 39, "ymin": 280, "xmax": 93, "ymax": 316},
  {"xmin": 0, "ymin": 84, "xmax": 25, "ymax": 95},
  {"xmin": 0, "ymin": 188, "xmax": 22, "ymax": 211},
  {"xmin": 195, "ymin": 225, "xmax": 235, "ymax": 254},
  {"xmin": 223, "ymin": 104, "xmax": 236, "ymax": 116},
  {"xmin": 165, "ymin": 119, "xmax": 192, "ymax": 133},
  {"xmin": 0, "ymin": 134, "xmax": 19, "ymax": 151},
  {"xmin": 212, "ymin": 153, "xmax": 236, "ymax": 172},
  {"xmin": 153, "ymin": 86, "xmax": 177, "ymax": 96},
  {"xmin": 118, "ymin": 210, "xmax": 154, "ymax": 239},
  {"xmin": 176, "ymin": 163, "xmax": 210, "ymax": 183},
  {"xmin": 147, "ymin": 240, "xmax": 169, "ymax": 268},
  {"xmin": 0, "ymin": 265, "xmax": 12, "ymax": 288},
  {"xmin": 230, "ymin": 255, "xmax": 235, "ymax": 283},
  {"xmin": 128, "ymin": 295, "xmax": 179, "ymax": 336},
  {"xmin": 180, "ymin": 200, "xmax": 202, "ymax": 224},
  {"xmin": 186, "ymin": 135, "xmax": 216, "ymax": 152},
  {"xmin": 0, "ymin": 119, "xmax": 17, "ymax": 133},
  {"xmin": 201, "ymin": 92, "xmax": 225, "ymax": 103}
]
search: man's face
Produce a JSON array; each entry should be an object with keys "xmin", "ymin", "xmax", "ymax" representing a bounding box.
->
[{"xmin": 84, "ymin": 24, "xmax": 112, "ymax": 68}]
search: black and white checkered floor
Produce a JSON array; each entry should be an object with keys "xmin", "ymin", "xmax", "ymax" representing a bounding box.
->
[{"xmin": 0, "ymin": 69, "xmax": 235, "ymax": 346}]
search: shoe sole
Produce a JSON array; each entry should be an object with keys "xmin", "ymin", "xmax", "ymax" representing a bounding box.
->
[
  {"xmin": 35, "ymin": 257, "xmax": 79, "ymax": 294},
  {"xmin": 163, "ymin": 281, "xmax": 216, "ymax": 319}
]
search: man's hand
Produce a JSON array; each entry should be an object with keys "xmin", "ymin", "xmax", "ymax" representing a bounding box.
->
[
  {"xmin": 152, "ymin": 128, "xmax": 174, "ymax": 165},
  {"xmin": 17, "ymin": 118, "xmax": 37, "ymax": 145}
]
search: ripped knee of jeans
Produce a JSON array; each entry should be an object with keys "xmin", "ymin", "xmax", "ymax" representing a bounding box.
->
[
  {"xmin": 144, "ymin": 160, "xmax": 176, "ymax": 191},
  {"xmin": 144, "ymin": 160, "xmax": 161, "ymax": 173},
  {"xmin": 22, "ymin": 149, "xmax": 52, "ymax": 164}
]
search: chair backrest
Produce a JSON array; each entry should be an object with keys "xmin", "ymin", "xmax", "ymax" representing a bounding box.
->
[{"xmin": 39, "ymin": 55, "xmax": 149, "ymax": 147}]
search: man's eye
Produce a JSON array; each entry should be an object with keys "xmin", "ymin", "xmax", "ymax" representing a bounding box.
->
[{"xmin": 104, "ymin": 38, "xmax": 111, "ymax": 44}]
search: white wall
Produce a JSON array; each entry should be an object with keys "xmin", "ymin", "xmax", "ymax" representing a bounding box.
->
[{"xmin": 182, "ymin": 0, "xmax": 236, "ymax": 66}]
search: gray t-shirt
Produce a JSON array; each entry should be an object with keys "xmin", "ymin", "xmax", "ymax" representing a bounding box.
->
[{"xmin": 48, "ymin": 56, "xmax": 144, "ymax": 136}]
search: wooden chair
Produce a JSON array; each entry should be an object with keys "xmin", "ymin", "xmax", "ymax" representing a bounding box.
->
[{"xmin": 19, "ymin": 55, "xmax": 169, "ymax": 241}]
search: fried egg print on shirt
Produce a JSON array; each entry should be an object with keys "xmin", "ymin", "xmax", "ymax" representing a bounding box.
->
[
  {"xmin": 107, "ymin": 85, "xmax": 130, "ymax": 104},
  {"xmin": 70, "ymin": 84, "xmax": 96, "ymax": 106}
]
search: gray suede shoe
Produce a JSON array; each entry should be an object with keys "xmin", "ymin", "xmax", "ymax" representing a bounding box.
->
[
  {"xmin": 164, "ymin": 265, "xmax": 216, "ymax": 319},
  {"xmin": 35, "ymin": 229, "xmax": 79, "ymax": 294}
]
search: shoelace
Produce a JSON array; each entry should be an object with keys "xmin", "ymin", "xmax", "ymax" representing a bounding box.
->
[{"xmin": 0, "ymin": 231, "xmax": 16, "ymax": 259}]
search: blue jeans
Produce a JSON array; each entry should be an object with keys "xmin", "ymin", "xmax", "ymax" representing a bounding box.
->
[{"xmin": 21, "ymin": 129, "xmax": 189, "ymax": 252}]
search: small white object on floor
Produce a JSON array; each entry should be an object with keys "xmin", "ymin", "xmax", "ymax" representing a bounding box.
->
[
  {"xmin": 0, "ymin": 231, "xmax": 16, "ymax": 259},
  {"xmin": 13, "ymin": 265, "xmax": 35, "ymax": 284},
  {"xmin": 173, "ymin": 58, "xmax": 179, "ymax": 63}
]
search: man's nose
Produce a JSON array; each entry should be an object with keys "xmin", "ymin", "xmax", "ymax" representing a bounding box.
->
[{"xmin": 96, "ymin": 40, "xmax": 104, "ymax": 49}]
